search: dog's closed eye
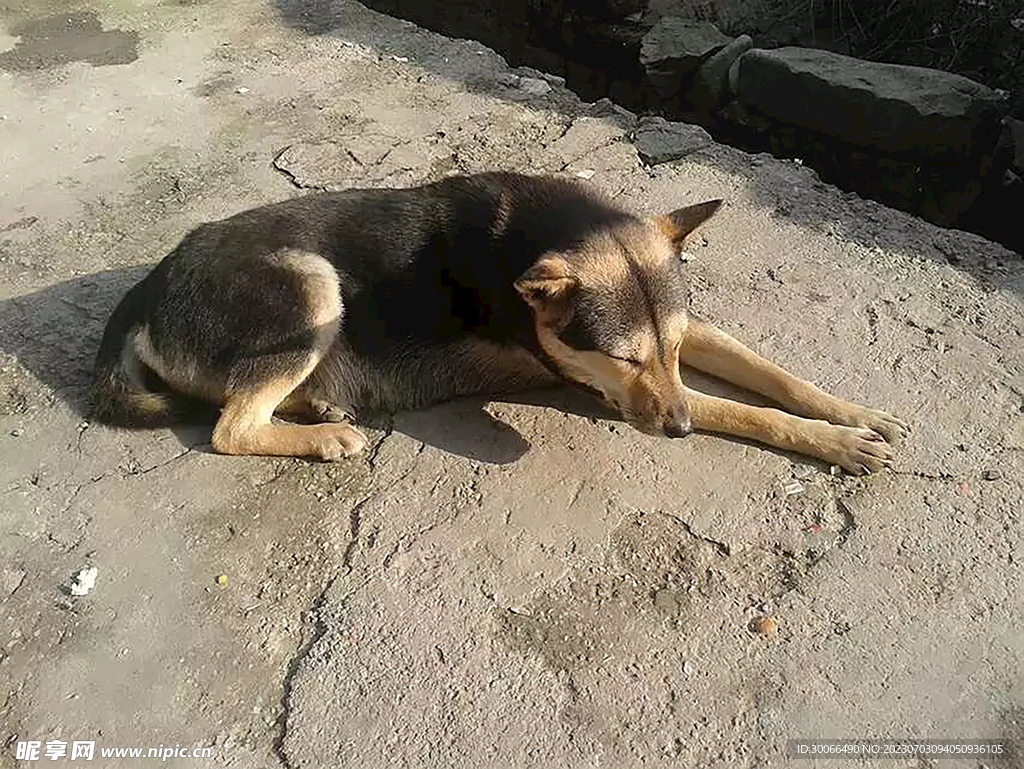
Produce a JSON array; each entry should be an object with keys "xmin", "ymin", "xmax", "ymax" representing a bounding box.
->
[{"xmin": 608, "ymin": 354, "xmax": 643, "ymax": 367}]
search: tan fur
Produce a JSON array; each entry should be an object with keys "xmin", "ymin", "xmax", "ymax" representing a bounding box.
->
[
  {"xmin": 572, "ymin": 232, "xmax": 631, "ymax": 291},
  {"xmin": 651, "ymin": 199, "xmax": 723, "ymax": 247},
  {"xmin": 533, "ymin": 316, "xmax": 688, "ymax": 435},
  {"xmin": 133, "ymin": 325, "xmax": 219, "ymax": 403},
  {"xmin": 677, "ymin": 320, "xmax": 907, "ymax": 473},
  {"xmin": 273, "ymin": 249, "xmax": 343, "ymax": 335},
  {"xmin": 518, "ymin": 202, "xmax": 907, "ymax": 474},
  {"xmin": 212, "ymin": 373, "xmax": 367, "ymax": 460}
]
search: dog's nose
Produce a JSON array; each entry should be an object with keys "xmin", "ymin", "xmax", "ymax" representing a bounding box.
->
[
  {"xmin": 664, "ymin": 408, "xmax": 692, "ymax": 438},
  {"xmin": 664, "ymin": 419, "xmax": 691, "ymax": 438}
]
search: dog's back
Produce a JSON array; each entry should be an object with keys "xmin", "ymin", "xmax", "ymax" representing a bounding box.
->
[{"xmin": 90, "ymin": 173, "xmax": 633, "ymax": 432}]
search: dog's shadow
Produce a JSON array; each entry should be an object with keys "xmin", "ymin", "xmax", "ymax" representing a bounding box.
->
[
  {"xmin": 0, "ymin": 267, "xmax": 777, "ymax": 467},
  {"xmin": 387, "ymin": 386, "xmax": 615, "ymax": 464},
  {"xmin": 0, "ymin": 267, "xmax": 152, "ymax": 417}
]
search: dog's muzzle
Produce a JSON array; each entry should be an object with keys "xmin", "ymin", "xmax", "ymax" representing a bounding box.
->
[{"xmin": 663, "ymin": 405, "xmax": 692, "ymax": 438}]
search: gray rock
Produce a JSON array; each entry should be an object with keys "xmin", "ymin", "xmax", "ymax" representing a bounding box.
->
[
  {"xmin": 640, "ymin": 17, "xmax": 730, "ymax": 98},
  {"xmin": 1, "ymin": 567, "xmax": 25, "ymax": 600},
  {"xmin": 585, "ymin": 97, "xmax": 637, "ymax": 132},
  {"xmin": 633, "ymin": 116, "xmax": 712, "ymax": 164},
  {"xmin": 515, "ymin": 66, "xmax": 565, "ymax": 87},
  {"xmin": 688, "ymin": 34, "xmax": 752, "ymax": 112},
  {"xmin": 516, "ymin": 76, "xmax": 552, "ymax": 97},
  {"xmin": 733, "ymin": 47, "xmax": 1005, "ymax": 158}
]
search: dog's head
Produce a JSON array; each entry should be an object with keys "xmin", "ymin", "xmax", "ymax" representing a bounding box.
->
[{"xmin": 515, "ymin": 198, "xmax": 721, "ymax": 437}]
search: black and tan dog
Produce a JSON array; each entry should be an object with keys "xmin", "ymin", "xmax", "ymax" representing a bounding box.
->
[{"xmin": 91, "ymin": 172, "xmax": 906, "ymax": 473}]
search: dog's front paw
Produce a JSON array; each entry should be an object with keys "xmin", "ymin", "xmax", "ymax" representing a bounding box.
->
[
  {"xmin": 840, "ymin": 404, "xmax": 909, "ymax": 445},
  {"xmin": 815, "ymin": 423, "xmax": 894, "ymax": 475}
]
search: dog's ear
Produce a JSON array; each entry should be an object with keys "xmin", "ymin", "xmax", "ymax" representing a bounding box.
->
[
  {"xmin": 514, "ymin": 256, "xmax": 577, "ymax": 309},
  {"xmin": 652, "ymin": 199, "xmax": 723, "ymax": 246}
]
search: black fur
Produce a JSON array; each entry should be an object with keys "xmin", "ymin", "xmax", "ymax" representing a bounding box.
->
[{"xmin": 91, "ymin": 172, "xmax": 644, "ymax": 425}]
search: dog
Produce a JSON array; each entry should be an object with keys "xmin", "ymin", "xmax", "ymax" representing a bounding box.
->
[{"xmin": 90, "ymin": 172, "xmax": 906, "ymax": 473}]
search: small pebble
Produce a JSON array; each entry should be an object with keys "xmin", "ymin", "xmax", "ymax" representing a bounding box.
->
[
  {"xmin": 751, "ymin": 616, "xmax": 778, "ymax": 636},
  {"xmin": 783, "ymin": 479, "xmax": 804, "ymax": 496},
  {"xmin": 982, "ymin": 469, "xmax": 1001, "ymax": 481},
  {"xmin": 215, "ymin": 574, "xmax": 228, "ymax": 586},
  {"xmin": 10, "ymin": 428, "xmax": 22, "ymax": 437},
  {"xmin": 235, "ymin": 86, "xmax": 250, "ymax": 94}
]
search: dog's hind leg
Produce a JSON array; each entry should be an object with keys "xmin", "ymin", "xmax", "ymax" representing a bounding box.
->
[
  {"xmin": 208, "ymin": 250, "xmax": 367, "ymax": 460},
  {"xmin": 213, "ymin": 376, "xmax": 367, "ymax": 460},
  {"xmin": 678, "ymin": 319, "xmax": 908, "ymax": 444}
]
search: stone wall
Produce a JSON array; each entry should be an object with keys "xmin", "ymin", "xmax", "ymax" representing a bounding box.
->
[
  {"xmin": 645, "ymin": 35, "xmax": 1016, "ymax": 235},
  {"xmin": 360, "ymin": 0, "xmax": 1022, "ymax": 251}
]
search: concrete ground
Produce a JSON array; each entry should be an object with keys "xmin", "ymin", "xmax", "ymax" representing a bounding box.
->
[{"xmin": 1, "ymin": 1, "xmax": 1022, "ymax": 767}]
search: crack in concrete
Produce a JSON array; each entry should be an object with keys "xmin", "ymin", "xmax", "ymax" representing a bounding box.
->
[
  {"xmin": 567, "ymin": 478, "xmax": 585, "ymax": 509},
  {"xmin": 554, "ymin": 136, "xmax": 625, "ymax": 173},
  {"xmin": 41, "ymin": 445, "xmax": 200, "ymax": 553},
  {"xmin": 272, "ymin": 575, "xmax": 337, "ymax": 769},
  {"xmin": 266, "ymin": 432, "xmax": 439, "ymax": 766},
  {"xmin": 365, "ymin": 419, "xmax": 395, "ymax": 472},
  {"xmin": 126, "ymin": 446, "xmax": 196, "ymax": 477},
  {"xmin": 272, "ymin": 146, "xmax": 319, "ymax": 191},
  {"xmin": 656, "ymin": 510, "xmax": 731, "ymax": 556},
  {"xmin": 866, "ymin": 304, "xmax": 880, "ymax": 347},
  {"xmin": 834, "ymin": 497, "xmax": 858, "ymax": 547},
  {"xmin": 52, "ymin": 470, "xmax": 113, "ymax": 526},
  {"xmin": 341, "ymin": 495, "xmax": 372, "ymax": 574},
  {"xmin": 253, "ymin": 461, "xmax": 291, "ymax": 490}
]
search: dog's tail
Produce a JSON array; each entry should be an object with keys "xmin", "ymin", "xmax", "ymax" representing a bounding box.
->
[{"xmin": 89, "ymin": 278, "xmax": 187, "ymax": 428}]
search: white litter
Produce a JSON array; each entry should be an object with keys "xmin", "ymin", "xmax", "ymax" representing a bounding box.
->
[
  {"xmin": 783, "ymin": 479, "xmax": 804, "ymax": 496},
  {"xmin": 235, "ymin": 86, "xmax": 250, "ymax": 94},
  {"xmin": 574, "ymin": 169, "xmax": 595, "ymax": 180},
  {"xmin": 70, "ymin": 566, "xmax": 98, "ymax": 596},
  {"xmin": 390, "ymin": 55, "xmax": 409, "ymax": 63},
  {"xmin": 679, "ymin": 251, "xmax": 694, "ymax": 262}
]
